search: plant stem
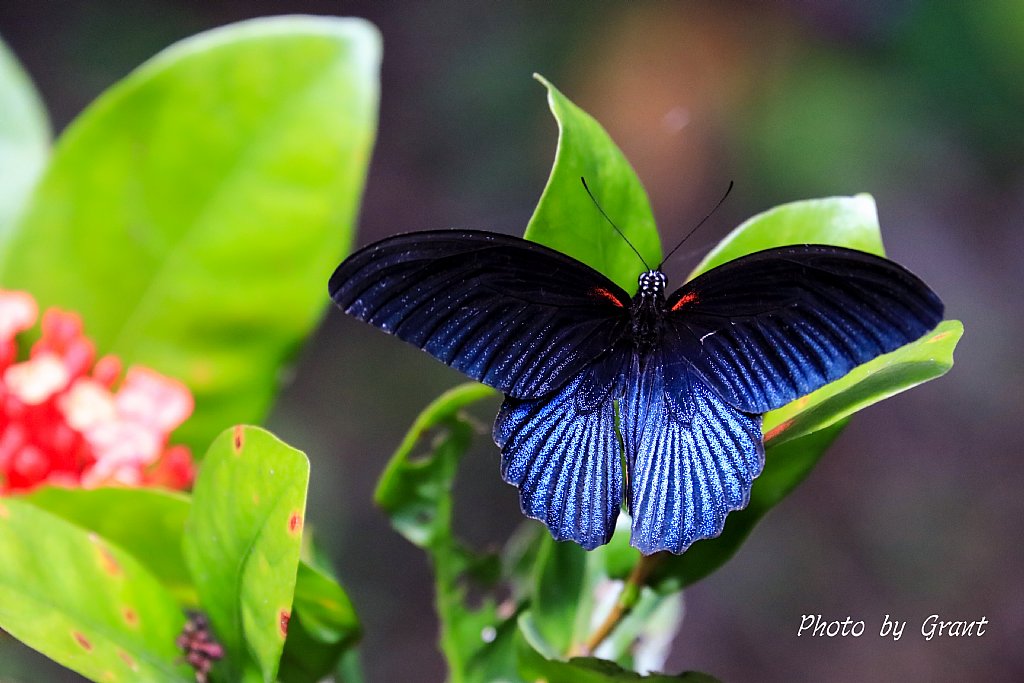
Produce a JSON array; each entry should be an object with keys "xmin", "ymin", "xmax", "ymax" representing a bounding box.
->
[{"xmin": 577, "ymin": 552, "xmax": 663, "ymax": 656}]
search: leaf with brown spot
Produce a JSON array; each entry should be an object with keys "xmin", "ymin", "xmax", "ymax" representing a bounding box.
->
[
  {"xmin": 72, "ymin": 632, "xmax": 92, "ymax": 651},
  {"xmin": 279, "ymin": 610, "xmax": 291, "ymax": 638},
  {"xmin": 92, "ymin": 537, "xmax": 123, "ymax": 577},
  {"xmin": 24, "ymin": 487, "xmax": 195, "ymax": 603},
  {"xmin": 0, "ymin": 499, "xmax": 191, "ymax": 681},
  {"xmin": 184, "ymin": 425, "xmax": 309, "ymax": 682}
]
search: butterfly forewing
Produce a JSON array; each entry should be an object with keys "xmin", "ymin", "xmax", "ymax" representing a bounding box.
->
[
  {"xmin": 665, "ymin": 245, "xmax": 944, "ymax": 414},
  {"xmin": 329, "ymin": 230, "xmax": 631, "ymax": 399}
]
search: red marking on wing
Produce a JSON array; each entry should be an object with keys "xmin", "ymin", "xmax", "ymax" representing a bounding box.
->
[
  {"xmin": 671, "ymin": 291, "xmax": 699, "ymax": 311},
  {"xmin": 590, "ymin": 287, "xmax": 624, "ymax": 308},
  {"xmin": 73, "ymin": 631, "xmax": 93, "ymax": 651},
  {"xmin": 279, "ymin": 610, "xmax": 291, "ymax": 638}
]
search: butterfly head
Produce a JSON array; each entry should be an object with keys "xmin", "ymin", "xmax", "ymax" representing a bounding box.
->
[{"xmin": 638, "ymin": 270, "xmax": 667, "ymax": 299}]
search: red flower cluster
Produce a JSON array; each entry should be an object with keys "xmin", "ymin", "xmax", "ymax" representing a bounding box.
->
[{"xmin": 0, "ymin": 290, "xmax": 195, "ymax": 494}]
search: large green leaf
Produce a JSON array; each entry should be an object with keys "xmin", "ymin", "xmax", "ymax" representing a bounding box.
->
[
  {"xmin": 525, "ymin": 75, "xmax": 660, "ymax": 294},
  {"xmin": 0, "ymin": 499, "xmax": 191, "ymax": 682},
  {"xmin": 690, "ymin": 193, "xmax": 886, "ymax": 277},
  {"xmin": 25, "ymin": 483, "xmax": 360, "ymax": 681},
  {"xmin": 0, "ymin": 17, "xmax": 380, "ymax": 452},
  {"xmin": 24, "ymin": 487, "xmax": 194, "ymax": 602},
  {"xmin": 0, "ymin": 37, "xmax": 49, "ymax": 237},
  {"xmin": 183, "ymin": 426, "xmax": 310, "ymax": 682}
]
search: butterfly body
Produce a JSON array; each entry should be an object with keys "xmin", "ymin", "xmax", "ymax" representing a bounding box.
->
[
  {"xmin": 628, "ymin": 271, "xmax": 670, "ymax": 353},
  {"xmin": 330, "ymin": 230, "xmax": 943, "ymax": 554}
]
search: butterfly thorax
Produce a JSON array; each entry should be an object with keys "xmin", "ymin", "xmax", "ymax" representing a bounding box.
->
[{"xmin": 631, "ymin": 270, "xmax": 668, "ymax": 352}]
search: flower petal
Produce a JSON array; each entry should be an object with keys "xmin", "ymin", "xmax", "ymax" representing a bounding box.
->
[
  {"xmin": 0, "ymin": 290, "xmax": 38, "ymax": 342},
  {"xmin": 115, "ymin": 367, "xmax": 194, "ymax": 434},
  {"xmin": 3, "ymin": 353, "xmax": 70, "ymax": 405},
  {"xmin": 58, "ymin": 377, "xmax": 118, "ymax": 431}
]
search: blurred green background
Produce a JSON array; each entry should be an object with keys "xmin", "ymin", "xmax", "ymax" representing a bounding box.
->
[{"xmin": 1, "ymin": 1, "xmax": 1021, "ymax": 681}]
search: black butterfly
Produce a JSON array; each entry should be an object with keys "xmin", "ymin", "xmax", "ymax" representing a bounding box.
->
[{"xmin": 329, "ymin": 230, "xmax": 943, "ymax": 554}]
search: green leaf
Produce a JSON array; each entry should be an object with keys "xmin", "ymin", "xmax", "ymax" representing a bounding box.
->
[
  {"xmin": 334, "ymin": 648, "xmax": 367, "ymax": 683},
  {"xmin": 0, "ymin": 36, "xmax": 49, "ymax": 237},
  {"xmin": 278, "ymin": 562, "xmax": 361, "ymax": 683},
  {"xmin": 523, "ymin": 536, "xmax": 596, "ymax": 657},
  {"xmin": 25, "ymin": 484, "xmax": 361, "ymax": 681},
  {"xmin": 763, "ymin": 320, "xmax": 963, "ymax": 446},
  {"xmin": 0, "ymin": 16, "xmax": 380, "ymax": 453},
  {"xmin": 598, "ymin": 588, "xmax": 682, "ymax": 672},
  {"xmin": 690, "ymin": 194, "xmax": 886, "ymax": 278},
  {"xmin": 375, "ymin": 382, "xmax": 496, "ymax": 550},
  {"xmin": 23, "ymin": 487, "xmax": 194, "ymax": 602},
  {"xmin": 525, "ymin": 75, "xmax": 660, "ymax": 293},
  {"xmin": 375, "ymin": 382, "xmax": 522, "ymax": 683},
  {"xmin": 0, "ymin": 498, "xmax": 191, "ymax": 682},
  {"xmin": 523, "ymin": 512, "xmax": 684, "ymax": 667},
  {"xmin": 516, "ymin": 627, "xmax": 720, "ymax": 683},
  {"xmin": 183, "ymin": 426, "xmax": 310, "ymax": 682}
]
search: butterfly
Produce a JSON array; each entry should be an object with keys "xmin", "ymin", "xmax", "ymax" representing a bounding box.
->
[{"xmin": 329, "ymin": 229, "xmax": 943, "ymax": 554}]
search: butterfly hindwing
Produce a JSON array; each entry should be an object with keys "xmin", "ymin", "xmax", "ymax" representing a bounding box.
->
[
  {"xmin": 493, "ymin": 351, "xmax": 627, "ymax": 550},
  {"xmin": 329, "ymin": 230, "xmax": 630, "ymax": 399},
  {"xmin": 666, "ymin": 245, "xmax": 944, "ymax": 413},
  {"xmin": 621, "ymin": 348, "xmax": 764, "ymax": 554}
]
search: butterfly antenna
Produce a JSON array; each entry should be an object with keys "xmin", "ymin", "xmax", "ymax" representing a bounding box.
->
[
  {"xmin": 580, "ymin": 177, "xmax": 651, "ymax": 271},
  {"xmin": 658, "ymin": 180, "xmax": 734, "ymax": 270}
]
